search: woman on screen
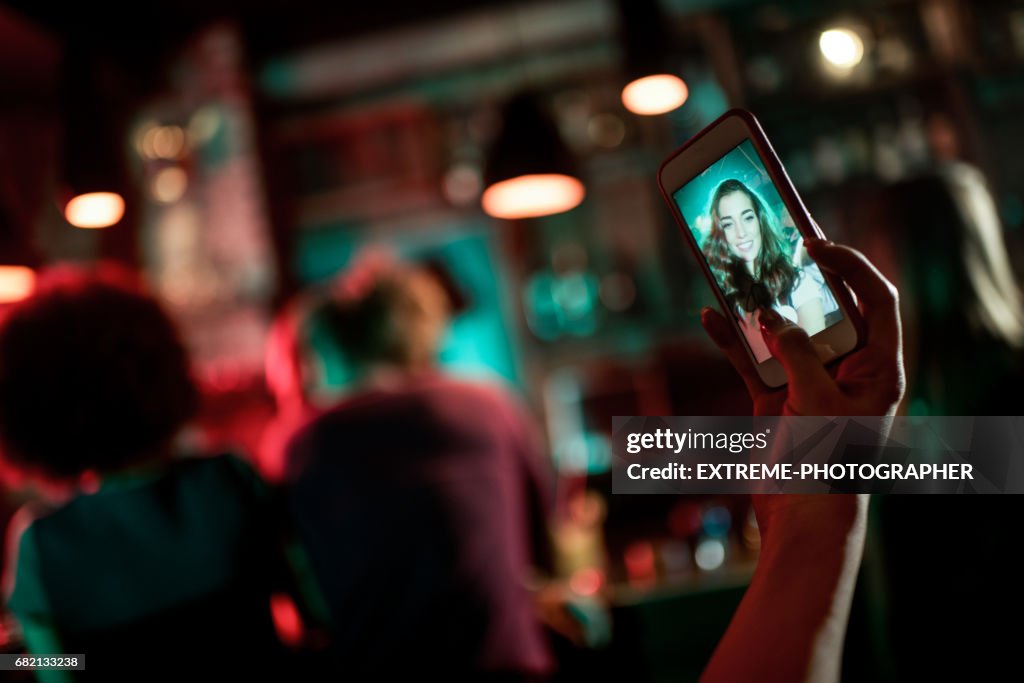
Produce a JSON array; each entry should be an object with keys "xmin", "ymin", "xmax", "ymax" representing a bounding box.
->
[{"xmin": 703, "ymin": 178, "xmax": 836, "ymax": 361}]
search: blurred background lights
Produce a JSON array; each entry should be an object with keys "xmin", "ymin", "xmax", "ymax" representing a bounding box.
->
[
  {"xmin": 481, "ymin": 174, "xmax": 585, "ymax": 220},
  {"xmin": 138, "ymin": 125, "xmax": 186, "ymax": 160},
  {"xmin": 587, "ymin": 113, "xmax": 626, "ymax": 148},
  {"xmin": 624, "ymin": 541, "xmax": 658, "ymax": 584},
  {"xmin": 599, "ymin": 273, "xmax": 636, "ymax": 312},
  {"xmin": 152, "ymin": 166, "xmax": 189, "ymax": 203},
  {"xmin": 695, "ymin": 537, "xmax": 726, "ymax": 571},
  {"xmin": 188, "ymin": 107, "xmax": 222, "ymax": 147},
  {"xmin": 483, "ymin": 93, "xmax": 585, "ymax": 220},
  {"xmin": 133, "ymin": 120, "xmax": 157, "ymax": 157},
  {"xmin": 659, "ymin": 540, "xmax": 693, "ymax": 576},
  {"xmin": 819, "ymin": 27, "xmax": 866, "ymax": 68},
  {"xmin": 0, "ymin": 266, "xmax": 36, "ymax": 303},
  {"xmin": 64, "ymin": 192, "xmax": 125, "ymax": 229},
  {"xmin": 442, "ymin": 164, "xmax": 483, "ymax": 206},
  {"xmin": 569, "ymin": 567, "xmax": 604, "ymax": 596},
  {"xmin": 621, "ymin": 74, "xmax": 689, "ymax": 115},
  {"xmin": 701, "ymin": 506, "xmax": 732, "ymax": 537}
]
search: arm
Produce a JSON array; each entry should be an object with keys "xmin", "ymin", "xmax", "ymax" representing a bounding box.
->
[
  {"xmin": 701, "ymin": 496, "xmax": 866, "ymax": 683},
  {"xmin": 700, "ymin": 241, "xmax": 904, "ymax": 682},
  {"xmin": 502, "ymin": 389, "xmax": 555, "ymax": 574},
  {"xmin": 19, "ymin": 620, "xmax": 73, "ymax": 683},
  {"xmin": 5, "ymin": 511, "xmax": 74, "ymax": 683}
]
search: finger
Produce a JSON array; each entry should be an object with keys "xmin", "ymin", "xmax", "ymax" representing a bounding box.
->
[
  {"xmin": 701, "ymin": 307, "xmax": 766, "ymax": 398},
  {"xmin": 759, "ymin": 308, "xmax": 838, "ymax": 407},
  {"xmin": 805, "ymin": 240, "xmax": 901, "ymax": 351}
]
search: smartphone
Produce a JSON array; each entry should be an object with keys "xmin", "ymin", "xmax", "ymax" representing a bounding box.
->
[{"xmin": 657, "ymin": 109, "xmax": 862, "ymax": 388}]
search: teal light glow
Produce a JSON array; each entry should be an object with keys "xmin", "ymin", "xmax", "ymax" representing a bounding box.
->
[{"xmin": 294, "ymin": 222, "xmax": 521, "ymax": 387}]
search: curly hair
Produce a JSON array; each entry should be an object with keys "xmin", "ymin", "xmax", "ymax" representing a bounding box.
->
[
  {"xmin": 702, "ymin": 179, "xmax": 797, "ymax": 312},
  {"xmin": 0, "ymin": 265, "xmax": 198, "ymax": 480}
]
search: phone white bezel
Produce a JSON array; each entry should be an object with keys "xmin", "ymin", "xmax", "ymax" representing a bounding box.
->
[{"xmin": 658, "ymin": 110, "xmax": 861, "ymax": 388}]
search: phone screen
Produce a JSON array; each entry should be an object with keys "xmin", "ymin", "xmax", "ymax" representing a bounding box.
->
[{"xmin": 671, "ymin": 139, "xmax": 844, "ymax": 363}]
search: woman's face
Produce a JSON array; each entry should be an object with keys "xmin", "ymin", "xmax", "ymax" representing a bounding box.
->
[{"xmin": 717, "ymin": 191, "xmax": 762, "ymax": 263}]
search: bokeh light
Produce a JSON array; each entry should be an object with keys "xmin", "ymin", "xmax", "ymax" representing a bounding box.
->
[
  {"xmin": 569, "ymin": 567, "xmax": 604, "ymax": 596},
  {"xmin": 64, "ymin": 192, "xmax": 125, "ymax": 229},
  {"xmin": 482, "ymin": 174, "xmax": 585, "ymax": 219},
  {"xmin": 624, "ymin": 541, "xmax": 657, "ymax": 583},
  {"xmin": 587, "ymin": 113, "xmax": 626, "ymax": 149},
  {"xmin": 138, "ymin": 125, "xmax": 186, "ymax": 160},
  {"xmin": 819, "ymin": 27, "xmax": 865, "ymax": 69},
  {"xmin": 442, "ymin": 164, "xmax": 483, "ymax": 206},
  {"xmin": 152, "ymin": 167, "xmax": 189, "ymax": 204},
  {"xmin": 695, "ymin": 537, "xmax": 726, "ymax": 571},
  {"xmin": 0, "ymin": 266, "xmax": 35, "ymax": 303},
  {"xmin": 621, "ymin": 74, "xmax": 689, "ymax": 116}
]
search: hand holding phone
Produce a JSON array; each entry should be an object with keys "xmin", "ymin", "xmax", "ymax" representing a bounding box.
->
[
  {"xmin": 658, "ymin": 109, "xmax": 863, "ymax": 388},
  {"xmin": 702, "ymin": 240, "xmax": 905, "ymax": 417}
]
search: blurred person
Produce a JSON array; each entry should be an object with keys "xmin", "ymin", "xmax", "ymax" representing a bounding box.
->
[
  {"xmin": 282, "ymin": 256, "xmax": 556, "ymax": 681},
  {"xmin": 0, "ymin": 265, "xmax": 327, "ymax": 680},
  {"xmin": 259, "ymin": 251, "xmax": 407, "ymax": 481},
  {"xmin": 704, "ymin": 179, "xmax": 838, "ymax": 361},
  {"xmin": 258, "ymin": 292, "xmax": 322, "ymax": 483},
  {"xmin": 884, "ymin": 167, "xmax": 1024, "ymax": 414},
  {"xmin": 863, "ymin": 166, "xmax": 1024, "ymax": 680}
]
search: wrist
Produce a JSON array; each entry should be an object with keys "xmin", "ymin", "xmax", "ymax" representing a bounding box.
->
[{"xmin": 757, "ymin": 494, "xmax": 866, "ymax": 553}]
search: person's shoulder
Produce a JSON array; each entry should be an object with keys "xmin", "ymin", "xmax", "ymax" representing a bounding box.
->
[
  {"xmin": 3, "ymin": 499, "xmax": 58, "ymax": 606},
  {"xmin": 5, "ymin": 500, "xmax": 55, "ymax": 546},
  {"xmin": 282, "ymin": 403, "xmax": 338, "ymax": 451},
  {"xmin": 437, "ymin": 376, "xmax": 542, "ymax": 439},
  {"xmin": 791, "ymin": 264, "xmax": 824, "ymax": 296},
  {"xmin": 192, "ymin": 452, "xmax": 264, "ymax": 486},
  {"xmin": 133, "ymin": 452, "xmax": 256, "ymax": 486},
  {"xmin": 105, "ymin": 453, "xmax": 269, "ymax": 504},
  {"xmin": 3, "ymin": 499, "xmax": 48, "ymax": 610},
  {"xmin": 280, "ymin": 406, "xmax": 344, "ymax": 481},
  {"xmin": 421, "ymin": 374, "xmax": 526, "ymax": 413}
]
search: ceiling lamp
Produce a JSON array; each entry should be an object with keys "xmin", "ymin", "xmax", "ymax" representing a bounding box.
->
[
  {"xmin": 0, "ymin": 209, "xmax": 37, "ymax": 304},
  {"xmin": 0, "ymin": 266, "xmax": 36, "ymax": 304},
  {"xmin": 59, "ymin": 46, "xmax": 128, "ymax": 229},
  {"xmin": 618, "ymin": 0, "xmax": 688, "ymax": 116},
  {"xmin": 622, "ymin": 75, "xmax": 688, "ymax": 116},
  {"xmin": 482, "ymin": 93, "xmax": 585, "ymax": 220},
  {"xmin": 819, "ymin": 26, "xmax": 866, "ymax": 69},
  {"xmin": 63, "ymin": 192, "xmax": 126, "ymax": 229}
]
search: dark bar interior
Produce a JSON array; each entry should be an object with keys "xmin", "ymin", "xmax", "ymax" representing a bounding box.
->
[{"xmin": 0, "ymin": 0, "xmax": 1022, "ymax": 680}]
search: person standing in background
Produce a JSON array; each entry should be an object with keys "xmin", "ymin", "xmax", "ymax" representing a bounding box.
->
[
  {"xmin": 282, "ymin": 257, "xmax": 556, "ymax": 681},
  {"xmin": 0, "ymin": 266, "xmax": 327, "ymax": 680},
  {"xmin": 864, "ymin": 164, "xmax": 1024, "ymax": 680}
]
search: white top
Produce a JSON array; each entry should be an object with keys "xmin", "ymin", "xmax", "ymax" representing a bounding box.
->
[{"xmin": 737, "ymin": 263, "xmax": 838, "ymax": 363}]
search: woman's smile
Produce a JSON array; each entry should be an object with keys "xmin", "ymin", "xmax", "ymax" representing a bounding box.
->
[{"xmin": 717, "ymin": 191, "xmax": 763, "ymax": 263}]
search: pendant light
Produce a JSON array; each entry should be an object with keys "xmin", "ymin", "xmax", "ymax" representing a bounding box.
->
[
  {"xmin": 59, "ymin": 46, "xmax": 127, "ymax": 229},
  {"xmin": 618, "ymin": 0, "xmax": 688, "ymax": 116},
  {"xmin": 0, "ymin": 209, "xmax": 37, "ymax": 304},
  {"xmin": 482, "ymin": 92, "xmax": 585, "ymax": 220}
]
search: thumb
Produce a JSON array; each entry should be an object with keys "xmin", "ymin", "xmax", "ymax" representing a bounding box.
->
[{"xmin": 758, "ymin": 308, "xmax": 837, "ymax": 409}]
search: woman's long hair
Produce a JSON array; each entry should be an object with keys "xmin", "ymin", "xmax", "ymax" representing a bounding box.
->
[
  {"xmin": 702, "ymin": 179, "xmax": 796, "ymax": 312},
  {"xmin": 897, "ymin": 167, "xmax": 1024, "ymax": 349},
  {"xmin": 888, "ymin": 166, "xmax": 1024, "ymax": 414}
]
